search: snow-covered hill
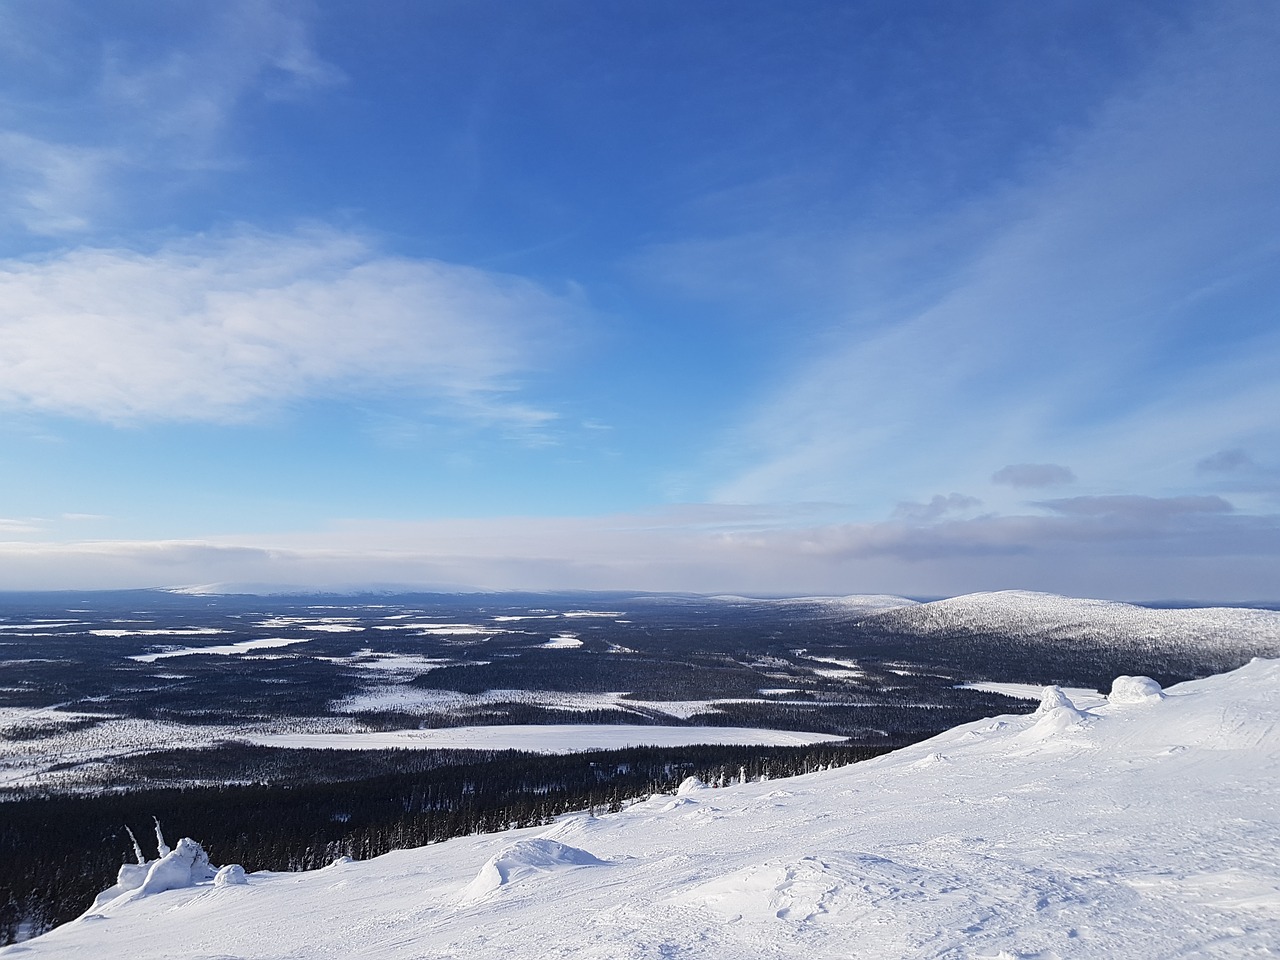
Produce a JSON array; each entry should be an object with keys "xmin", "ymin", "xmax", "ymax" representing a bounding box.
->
[
  {"xmin": 11, "ymin": 659, "xmax": 1279, "ymax": 959},
  {"xmin": 858, "ymin": 589, "xmax": 1280, "ymax": 652},
  {"xmin": 710, "ymin": 593, "xmax": 922, "ymax": 616}
]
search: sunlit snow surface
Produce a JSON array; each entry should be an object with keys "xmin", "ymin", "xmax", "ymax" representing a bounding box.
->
[{"xmin": 11, "ymin": 659, "xmax": 1280, "ymax": 959}]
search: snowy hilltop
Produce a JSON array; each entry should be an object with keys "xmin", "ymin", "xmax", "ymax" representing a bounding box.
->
[
  {"xmin": 856, "ymin": 589, "xmax": 1280, "ymax": 652},
  {"xmin": 9, "ymin": 658, "xmax": 1280, "ymax": 959}
]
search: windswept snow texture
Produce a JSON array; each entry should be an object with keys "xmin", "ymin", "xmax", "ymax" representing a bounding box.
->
[{"xmin": 13, "ymin": 659, "xmax": 1280, "ymax": 959}]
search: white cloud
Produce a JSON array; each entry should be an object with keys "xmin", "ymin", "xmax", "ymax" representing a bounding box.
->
[
  {"xmin": 0, "ymin": 517, "xmax": 44, "ymax": 535},
  {"xmin": 0, "ymin": 227, "xmax": 577, "ymax": 426}
]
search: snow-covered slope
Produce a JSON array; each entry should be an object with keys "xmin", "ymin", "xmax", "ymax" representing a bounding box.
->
[
  {"xmin": 11, "ymin": 659, "xmax": 1280, "ymax": 959},
  {"xmin": 859, "ymin": 589, "xmax": 1280, "ymax": 652}
]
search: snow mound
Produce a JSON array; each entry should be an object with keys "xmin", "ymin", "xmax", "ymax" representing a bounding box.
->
[
  {"xmin": 1110, "ymin": 675, "xmax": 1165, "ymax": 703},
  {"xmin": 1034, "ymin": 684, "xmax": 1078, "ymax": 715},
  {"xmin": 1029, "ymin": 704, "xmax": 1090, "ymax": 736},
  {"xmin": 214, "ymin": 864, "xmax": 247, "ymax": 886},
  {"xmin": 459, "ymin": 839, "xmax": 607, "ymax": 903},
  {"xmin": 676, "ymin": 775, "xmax": 708, "ymax": 796},
  {"xmin": 1018, "ymin": 686, "xmax": 1091, "ymax": 738}
]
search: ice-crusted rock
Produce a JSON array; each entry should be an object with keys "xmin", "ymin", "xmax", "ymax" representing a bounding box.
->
[
  {"xmin": 1110, "ymin": 675, "xmax": 1165, "ymax": 703},
  {"xmin": 214, "ymin": 864, "xmax": 248, "ymax": 887}
]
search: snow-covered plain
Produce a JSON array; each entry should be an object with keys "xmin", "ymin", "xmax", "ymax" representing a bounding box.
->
[
  {"xmin": 12, "ymin": 659, "xmax": 1279, "ymax": 959},
  {"xmin": 128, "ymin": 637, "xmax": 310, "ymax": 662},
  {"xmin": 243, "ymin": 724, "xmax": 845, "ymax": 752}
]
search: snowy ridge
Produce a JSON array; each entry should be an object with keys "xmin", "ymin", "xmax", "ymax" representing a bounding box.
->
[
  {"xmin": 709, "ymin": 594, "xmax": 922, "ymax": 615},
  {"xmin": 12, "ymin": 659, "xmax": 1280, "ymax": 959},
  {"xmin": 858, "ymin": 589, "xmax": 1280, "ymax": 652}
]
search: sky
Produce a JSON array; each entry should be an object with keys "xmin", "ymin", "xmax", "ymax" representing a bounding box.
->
[{"xmin": 0, "ymin": 0, "xmax": 1277, "ymax": 601}]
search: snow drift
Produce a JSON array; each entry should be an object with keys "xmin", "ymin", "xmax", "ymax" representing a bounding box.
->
[
  {"xmin": 11, "ymin": 658, "xmax": 1280, "ymax": 960},
  {"xmin": 458, "ymin": 838, "xmax": 607, "ymax": 903}
]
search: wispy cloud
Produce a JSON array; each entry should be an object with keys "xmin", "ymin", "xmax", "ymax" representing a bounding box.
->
[
  {"xmin": 0, "ymin": 227, "xmax": 578, "ymax": 428},
  {"xmin": 1032, "ymin": 495, "xmax": 1232, "ymax": 520},
  {"xmin": 992, "ymin": 463, "xmax": 1075, "ymax": 488},
  {"xmin": 893, "ymin": 493, "xmax": 982, "ymax": 523},
  {"xmin": 0, "ymin": 517, "xmax": 45, "ymax": 535},
  {"xmin": 0, "ymin": 0, "xmax": 342, "ymax": 236},
  {"xmin": 704, "ymin": 4, "xmax": 1280, "ymax": 513},
  {"xmin": 1197, "ymin": 449, "xmax": 1255, "ymax": 474}
]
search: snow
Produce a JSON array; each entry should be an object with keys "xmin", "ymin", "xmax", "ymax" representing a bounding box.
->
[
  {"xmin": 243, "ymin": 724, "xmax": 846, "ymax": 752},
  {"xmin": 88, "ymin": 628, "xmax": 229, "ymax": 638},
  {"xmin": 1109, "ymin": 675, "xmax": 1166, "ymax": 703},
  {"xmin": 458, "ymin": 839, "xmax": 607, "ymax": 903},
  {"xmin": 11, "ymin": 658, "xmax": 1280, "ymax": 959},
  {"xmin": 959, "ymin": 681, "xmax": 1106, "ymax": 707},
  {"xmin": 317, "ymin": 651, "xmax": 456, "ymax": 675},
  {"xmin": 711, "ymin": 594, "xmax": 920, "ymax": 614},
  {"xmin": 0, "ymin": 713, "xmax": 362, "ymax": 789},
  {"xmin": 134, "ymin": 838, "xmax": 216, "ymax": 897},
  {"xmin": 90, "ymin": 833, "xmax": 220, "ymax": 908},
  {"xmin": 328, "ymin": 685, "xmax": 815, "ymax": 722},
  {"xmin": 214, "ymin": 864, "xmax": 247, "ymax": 887},
  {"xmin": 864, "ymin": 590, "xmax": 1280, "ymax": 655},
  {"xmin": 128, "ymin": 637, "xmax": 310, "ymax": 662},
  {"xmin": 256, "ymin": 616, "xmax": 362, "ymax": 631},
  {"xmin": 540, "ymin": 633, "xmax": 582, "ymax": 649}
]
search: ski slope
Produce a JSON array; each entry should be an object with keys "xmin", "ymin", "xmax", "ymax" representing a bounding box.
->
[{"xmin": 10, "ymin": 659, "xmax": 1280, "ymax": 959}]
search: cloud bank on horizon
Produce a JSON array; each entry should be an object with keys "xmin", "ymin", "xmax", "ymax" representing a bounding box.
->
[{"xmin": 0, "ymin": 0, "xmax": 1276, "ymax": 600}]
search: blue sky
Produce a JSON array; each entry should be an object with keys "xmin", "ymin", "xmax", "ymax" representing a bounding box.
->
[{"xmin": 0, "ymin": 0, "xmax": 1277, "ymax": 600}]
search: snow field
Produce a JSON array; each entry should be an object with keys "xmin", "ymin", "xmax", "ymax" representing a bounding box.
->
[{"xmin": 243, "ymin": 724, "xmax": 846, "ymax": 752}]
